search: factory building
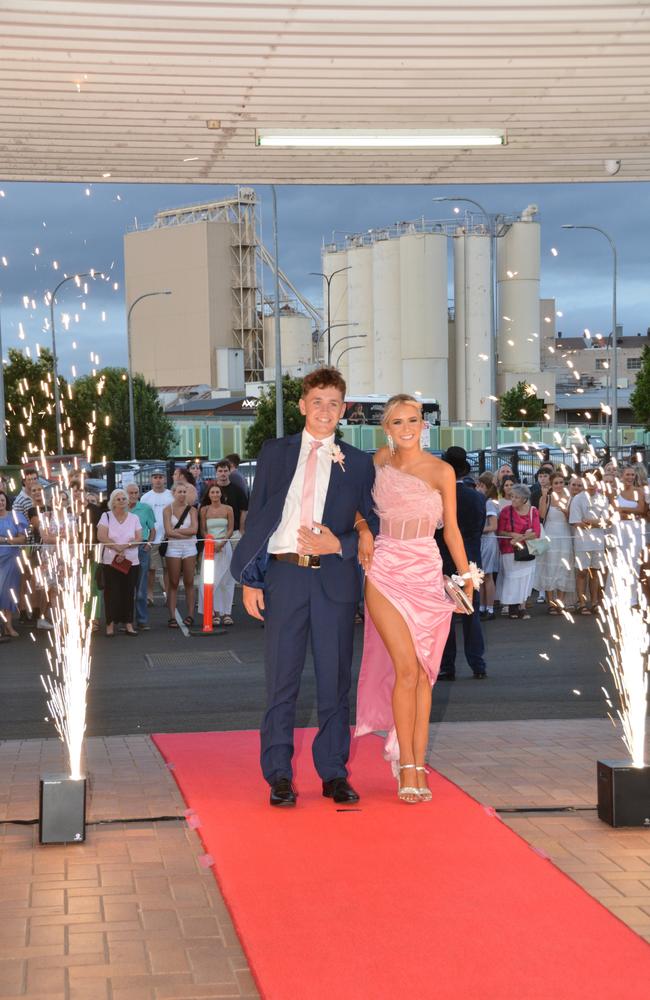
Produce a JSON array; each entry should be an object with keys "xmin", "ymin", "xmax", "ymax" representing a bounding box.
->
[{"xmin": 324, "ymin": 206, "xmax": 557, "ymax": 423}]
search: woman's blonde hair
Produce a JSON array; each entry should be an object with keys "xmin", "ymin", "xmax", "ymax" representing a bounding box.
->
[
  {"xmin": 107, "ymin": 489, "xmax": 127, "ymax": 511},
  {"xmin": 381, "ymin": 394, "xmax": 423, "ymax": 426}
]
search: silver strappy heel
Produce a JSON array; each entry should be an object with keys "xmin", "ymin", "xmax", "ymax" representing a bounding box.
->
[
  {"xmin": 396, "ymin": 763, "xmax": 420, "ymax": 804},
  {"xmin": 415, "ymin": 766, "xmax": 432, "ymax": 802}
]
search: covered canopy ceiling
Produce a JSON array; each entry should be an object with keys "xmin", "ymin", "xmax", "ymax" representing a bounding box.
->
[{"xmin": 1, "ymin": 0, "xmax": 649, "ymax": 185}]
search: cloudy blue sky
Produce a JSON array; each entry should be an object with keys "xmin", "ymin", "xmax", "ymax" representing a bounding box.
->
[{"xmin": 0, "ymin": 179, "xmax": 648, "ymax": 379}]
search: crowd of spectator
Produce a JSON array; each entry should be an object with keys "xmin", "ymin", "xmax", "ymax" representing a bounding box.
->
[
  {"xmin": 0, "ymin": 454, "xmax": 249, "ymax": 641},
  {"xmin": 474, "ymin": 456, "xmax": 649, "ymax": 622}
]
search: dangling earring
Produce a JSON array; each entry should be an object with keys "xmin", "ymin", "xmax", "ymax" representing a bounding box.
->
[{"xmin": 387, "ymin": 434, "xmax": 395, "ymax": 456}]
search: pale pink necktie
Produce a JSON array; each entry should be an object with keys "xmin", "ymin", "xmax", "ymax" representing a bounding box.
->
[{"xmin": 300, "ymin": 440, "xmax": 322, "ymax": 528}]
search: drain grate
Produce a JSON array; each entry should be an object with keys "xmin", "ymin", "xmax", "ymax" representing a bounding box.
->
[{"xmin": 145, "ymin": 650, "xmax": 242, "ymax": 669}]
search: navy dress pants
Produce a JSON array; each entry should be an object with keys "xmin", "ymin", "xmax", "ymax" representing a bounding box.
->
[
  {"xmin": 441, "ymin": 593, "xmax": 486, "ymax": 676},
  {"xmin": 260, "ymin": 558, "xmax": 356, "ymax": 784}
]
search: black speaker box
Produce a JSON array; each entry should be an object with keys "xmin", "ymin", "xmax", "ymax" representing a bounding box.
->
[
  {"xmin": 39, "ymin": 774, "xmax": 86, "ymax": 844},
  {"xmin": 597, "ymin": 759, "xmax": 650, "ymax": 828}
]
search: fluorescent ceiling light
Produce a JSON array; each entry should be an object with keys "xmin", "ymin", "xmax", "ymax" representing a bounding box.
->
[{"xmin": 256, "ymin": 129, "xmax": 506, "ymax": 149}]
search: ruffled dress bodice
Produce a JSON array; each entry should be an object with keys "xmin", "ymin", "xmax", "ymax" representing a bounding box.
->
[{"xmin": 374, "ymin": 464, "xmax": 444, "ymax": 540}]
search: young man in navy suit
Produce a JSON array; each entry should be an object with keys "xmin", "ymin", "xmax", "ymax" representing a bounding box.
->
[{"xmin": 231, "ymin": 368, "xmax": 376, "ymax": 807}]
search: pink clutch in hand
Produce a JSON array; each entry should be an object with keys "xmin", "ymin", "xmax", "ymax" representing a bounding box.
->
[{"xmin": 443, "ymin": 576, "xmax": 474, "ymax": 615}]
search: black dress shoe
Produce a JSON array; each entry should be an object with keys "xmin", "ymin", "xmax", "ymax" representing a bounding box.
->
[
  {"xmin": 473, "ymin": 671, "xmax": 488, "ymax": 679},
  {"xmin": 269, "ymin": 778, "xmax": 297, "ymax": 807},
  {"xmin": 322, "ymin": 778, "xmax": 360, "ymax": 803},
  {"xmin": 437, "ymin": 671, "xmax": 456, "ymax": 681}
]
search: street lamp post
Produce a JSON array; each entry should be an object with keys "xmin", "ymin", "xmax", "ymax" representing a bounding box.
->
[
  {"xmin": 316, "ymin": 321, "xmax": 359, "ymax": 364},
  {"xmin": 329, "ymin": 333, "xmax": 367, "ymax": 359},
  {"xmin": 49, "ymin": 271, "xmax": 98, "ymax": 455},
  {"xmin": 433, "ymin": 196, "xmax": 498, "ymax": 456},
  {"xmin": 271, "ymin": 186, "xmax": 284, "ymax": 438},
  {"xmin": 310, "ymin": 266, "xmax": 351, "ymax": 366},
  {"xmin": 335, "ymin": 345, "xmax": 363, "ymax": 367},
  {"xmin": 127, "ymin": 291, "xmax": 171, "ymax": 460},
  {"xmin": 561, "ymin": 224, "xmax": 618, "ymax": 449}
]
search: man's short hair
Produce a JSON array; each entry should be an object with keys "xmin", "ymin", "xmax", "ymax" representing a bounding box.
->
[
  {"xmin": 224, "ymin": 453, "xmax": 241, "ymax": 467},
  {"xmin": 216, "ymin": 460, "xmax": 231, "ymax": 471},
  {"xmin": 22, "ymin": 467, "xmax": 38, "ymax": 482},
  {"xmin": 302, "ymin": 366, "xmax": 346, "ymax": 398}
]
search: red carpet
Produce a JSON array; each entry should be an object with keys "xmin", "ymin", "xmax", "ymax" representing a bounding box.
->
[{"xmin": 153, "ymin": 729, "xmax": 650, "ymax": 999}]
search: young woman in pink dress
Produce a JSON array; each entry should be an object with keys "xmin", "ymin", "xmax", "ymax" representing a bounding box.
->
[{"xmin": 354, "ymin": 395, "xmax": 475, "ymax": 803}]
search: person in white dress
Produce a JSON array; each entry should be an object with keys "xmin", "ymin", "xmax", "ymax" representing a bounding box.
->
[
  {"xmin": 613, "ymin": 465, "xmax": 647, "ymax": 606},
  {"xmin": 569, "ymin": 471, "xmax": 610, "ymax": 613},
  {"xmin": 535, "ymin": 471, "xmax": 575, "ymax": 614},
  {"xmin": 477, "ymin": 472, "xmax": 499, "ymax": 621}
]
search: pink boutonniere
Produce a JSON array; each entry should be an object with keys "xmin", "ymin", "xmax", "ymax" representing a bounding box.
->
[{"xmin": 329, "ymin": 443, "xmax": 346, "ymax": 472}]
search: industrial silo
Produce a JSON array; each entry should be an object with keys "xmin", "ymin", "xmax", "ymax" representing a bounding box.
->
[
  {"xmin": 372, "ymin": 236, "xmax": 402, "ymax": 394},
  {"xmin": 321, "ymin": 248, "xmax": 350, "ymax": 382},
  {"xmin": 400, "ymin": 231, "xmax": 448, "ymax": 415},
  {"xmin": 346, "ymin": 244, "xmax": 374, "ymax": 393},
  {"xmin": 453, "ymin": 232, "xmax": 492, "ymax": 423},
  {"xmin": 497, "ymin": 214, "xmax": 541, "ymax": 375},
  {"xmin": 263, "ymin": 306, "xmax": 313, "ymax": 370}
]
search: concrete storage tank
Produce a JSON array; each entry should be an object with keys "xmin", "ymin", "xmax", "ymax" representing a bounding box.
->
[
  {"xmin": 346, "ymin": 245, "xmax": 374, "ymax": 394},
  {"xmin": 321, "ymin": 248, "xmax": 350, "ymax": 381},
  {"xmin": 497, "ymin": 218, "xmax": 541, "ymax": 375},
  {"xmin": 453, "ymin": 232, "xmax": 491, "ymax": 423},
  {"xmin": 372, "ymin": 237, "xmax": 402, "ymax": 394},
  {"xmin": 400, "ymin": 232, "xmax": 448, "ymax": 415},
  {"xmin": 263, "ymin": 308, "xmax": 313, "ymax": 369}
]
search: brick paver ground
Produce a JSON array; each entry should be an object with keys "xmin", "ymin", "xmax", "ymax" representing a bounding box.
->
[{"xmin": 0, "ymin": 720, "xmax": 648, "ymax": 997}]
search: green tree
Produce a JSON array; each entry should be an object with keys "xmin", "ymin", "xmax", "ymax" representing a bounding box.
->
[
  {"xmin": 244, "ymin": 376, "xmax": 305, "ymax": 457},
  {"xmin": 499, "ymin": 380, "xmax": 546, "ymax": 426},
  {"xmin": 70, "ymin": 368, "xmax": 176, "ymax": 460},
  {"xmin": 630, "ymin": 345, "xmax": 650, "ymax": 427},
  {"xmin": 2, "ymin": 347, "xmax": 76, "ymax": 463}
]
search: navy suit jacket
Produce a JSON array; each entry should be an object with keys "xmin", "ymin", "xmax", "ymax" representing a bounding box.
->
[
  {"xmin": 230, "ymin": 434, "xmax": 376, "ymax": 604},
  {"xmin": 435, "ymin": 481, "xmax": 486, "ymax": 576}
]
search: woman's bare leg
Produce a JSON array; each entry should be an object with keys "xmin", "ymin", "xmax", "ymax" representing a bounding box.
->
[
  {"xmin": 414, "ymin": 665, "xmax": 433, "ymax": 793},
  {"xmin": 365, "ymin": 580, "xmax": 421, "ymax": 801},
  {"xmin": 182, "ymin": 557, "xmax": 196, "ymax": 618},
  {"xmin": 166, "ymin": 558, "xmax": 181, "ymax": 617}
]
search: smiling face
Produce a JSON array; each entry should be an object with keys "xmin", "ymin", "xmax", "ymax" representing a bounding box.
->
[
  {"xmin": 622, "ymin": 467, "xmax": 637, "ymax": 488},
  {"xmin": 502, "ymin": 478, "xmax": 514, "ymax": 498},
  {"xmin": 126, "ymin": 484, "xmax": 139, "ymax": 506},
  {"xmin": 208, "ymin": 485, "xmax": 222, "ymax": 505},
  {"xmin": 299, "ymin": 385, "xmax": 346, "ymax": 439},
  {"xmin": 0, "ymin": 492, "xmax": 7, "ymax": 513},
  {"xmin": 383, "ymin": 403, "xmax": 423, "ymax": 453},
  {"xmin": 551, "ymin": 475, "xmax": 565, "ymax": 494},
  {"xmin": 111, "ymin": 491, "xmax": 128, "ymax": 512}
]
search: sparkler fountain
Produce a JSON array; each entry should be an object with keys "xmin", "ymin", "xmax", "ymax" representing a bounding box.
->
[
  {"xmin": 38, "ymin": 466, "xmax": 93, "ymax": 842},
  {"xmin": 596, "ymin": 486, "xmax": 650, "ymax": 827}
]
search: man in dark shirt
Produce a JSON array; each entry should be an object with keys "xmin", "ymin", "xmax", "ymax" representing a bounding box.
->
[
  {"xmin": 529, "ymin": 464, "xmax": 554, "ymax": 509},
  {"xmin": 224, "ymin": 453, "xmax": 250, "ymax": 499},
  {"xmin": 435, "ymin": 447, "xmax": 487, "ymax": 680},
  {"xmin": 215, "ymin": 460, "xmax": 248, "ymax": 532}
]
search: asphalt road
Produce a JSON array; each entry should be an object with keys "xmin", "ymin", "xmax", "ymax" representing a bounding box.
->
[{"xmin": 0, "ymin": 592, "xmax": 615, "ymax": 740}]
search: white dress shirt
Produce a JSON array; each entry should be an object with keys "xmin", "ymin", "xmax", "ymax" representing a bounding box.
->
[{"xmin": 267, "ymin": 430, "xmax": 334, "ymax": 554}]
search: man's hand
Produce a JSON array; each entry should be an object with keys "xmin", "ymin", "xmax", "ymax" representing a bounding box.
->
[
  {"xmin": 297, "ymin": 523, "xmax": 341, "ymax": 556},
  {"xmin": 242, "ymin": 585, "xmax": 265, "ymax": 621}
]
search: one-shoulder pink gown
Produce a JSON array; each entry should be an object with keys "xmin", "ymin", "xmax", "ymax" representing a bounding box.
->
[{"xmin": 355, "ymin": 464, "xmax": 454, "ymax": 761}]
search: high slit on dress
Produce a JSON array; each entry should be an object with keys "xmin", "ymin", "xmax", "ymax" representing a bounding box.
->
[{"xmin": 354, "ymin": 464, "xmax": 455, "ymax": 761}]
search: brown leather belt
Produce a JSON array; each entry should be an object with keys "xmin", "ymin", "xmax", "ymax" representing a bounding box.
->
[{"xmin": 271, "ymin": 552, "xmax": 321, "ymax": 569}]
